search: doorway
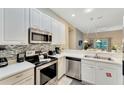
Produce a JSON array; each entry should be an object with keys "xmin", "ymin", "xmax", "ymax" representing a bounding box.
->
[{"xmin": 68, "ymin": 27, "xmax": 75, "ymax": 49}]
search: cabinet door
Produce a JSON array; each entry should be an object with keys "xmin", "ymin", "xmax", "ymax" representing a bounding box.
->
[
  {"xmin": 58, "ymin": 57, "xmax": 66, "ymax": 79},
  {"xmin": 0, "ymin": 8, "xmax": 3, "ymax": 44},
  {"xmin": 95, "ymin": 67, "xmax": 118, "ymax": 85},
  {"xmin": 51, "ymin": 19, "xmax": 59, "ymax": 44},
  {"xmin": 3, "ymin": 8, "xmax": 29, "ymax": 45},
  {"xmin": 81, "ymin": 63, "xmax": 95, "ymax": 84},
  {"xmin": 40, "ymin": 12, "xmax": 44, "ymax": 30},
  {"xmin": 59, "ymin": 22, "xmax": 65, "ymax": 44},
  {"xmin": 30, "ymin": 8, "xmax": 41, "ymax": 29},
  {"xmin": 0, "ymin": 69, "xmax": 34, "ymax": 85},
  {"xmin": 14, "ymin": 76, "xmax": 34, "ymax": 85},
  {"xmin": 42, "ymin": 14, "xmax": 51, "ymax": 32},
  {"xmin": 52, "ymin": 20, "xmax": 65, "ymax": 45}
]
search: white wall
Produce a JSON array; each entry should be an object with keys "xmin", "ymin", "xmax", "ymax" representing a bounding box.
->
[{"xmin": 76, "ymin": 29, "xmax": 83, "ymax": 49}]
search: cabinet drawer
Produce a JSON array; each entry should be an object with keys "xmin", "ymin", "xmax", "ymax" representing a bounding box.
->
[
  {"xmin": 81, "ymin": 63, "xmax": 96, "ymax": 84},
  {"xmin": 82, "ymin": 59, "xmax": 96, "ymax": 66},
  {"xmin": 96, "ymin": 62, "xmax": 121, "ymax": 69},
  {"xmin": 14, "ymin": 75, "xmax": 34, "ymax": 85},
  {"xmin": 0, "ymin": 69, "xmax": 34, "ymax": 85}
]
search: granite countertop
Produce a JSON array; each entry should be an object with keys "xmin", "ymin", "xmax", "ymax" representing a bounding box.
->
[
  {"xmin": 82, "ymin": 57, "xmax": 122, "ymax": 65},
  {"xmin": 0, "ymin": 61, "xmax": 35, "ymax": 81},
  {"xmin": 49, "ymin": 50, "xmax": 122, "ymax": 65},
  {"xmin": 49, "ymin": 53, "xmax": 83, "ymax": 59},
  {"xmin": 49, "ymin": 50, "xmax": 84, "ymax": 59}
]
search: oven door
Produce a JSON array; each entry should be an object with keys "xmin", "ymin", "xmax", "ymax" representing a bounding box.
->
[{"xmin": 36, "ymin": 61, "xmax": 57, "ymax": 85}]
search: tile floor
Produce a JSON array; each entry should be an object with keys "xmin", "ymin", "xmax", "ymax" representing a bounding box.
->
[{"xmin": 53, "ymin": 76, "xmax": 85, "ymax": 85}]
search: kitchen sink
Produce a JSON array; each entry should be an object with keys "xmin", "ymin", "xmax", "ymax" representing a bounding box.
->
[{"xmin": 84, "ymin": 55, "xmax": 113, "ymax": 61}]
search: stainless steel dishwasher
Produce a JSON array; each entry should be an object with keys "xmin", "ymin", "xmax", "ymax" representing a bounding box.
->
[{"xmin": 66, "ymin": 57, "xmax": 81, "ymax": 80}]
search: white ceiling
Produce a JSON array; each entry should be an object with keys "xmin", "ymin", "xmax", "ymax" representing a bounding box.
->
[{"xmin": 50, "ymin": 8, "xmax": 124, "ymax": 33}]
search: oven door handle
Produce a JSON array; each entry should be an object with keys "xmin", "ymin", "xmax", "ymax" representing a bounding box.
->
[{"xmin": 36, "ymin": 60, "xmax": 57, "ymax": 70}]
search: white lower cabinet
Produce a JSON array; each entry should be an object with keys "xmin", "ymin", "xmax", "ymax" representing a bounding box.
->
[
  {"xmin": 81, "ymin": 59, "xmax": 122, "ymax": 85},
  {"xmin": 81, "ymin": 63, "xmax": 95, "ymax": 84},
  {"xmin": 15, "ymin": 75, "xmax": 34, "ymax": 85},
  {"xmin": 57, "ymin": 57, "xmax": 66, "ymax": 79},
  {"xmin": 95, "ymin": 67, "xmax": 118, "ymax": 85},
  {"xmin": 0, "ymin": 68, "xmax": 34, "ymax": 85}
]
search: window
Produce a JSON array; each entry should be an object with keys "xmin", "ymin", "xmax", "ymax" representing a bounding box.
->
[{"xmin": 94, "ymin": 39, "xmax": 109, "ymax": 50}]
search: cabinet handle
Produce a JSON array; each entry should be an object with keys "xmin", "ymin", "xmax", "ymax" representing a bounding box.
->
[{"xmin": 16, "ymin": 74, "xmax": 23, "ymax": 78}]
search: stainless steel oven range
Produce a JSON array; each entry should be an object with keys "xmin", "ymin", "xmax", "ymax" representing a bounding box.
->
[{"xmin": 25, "ymin": 51, "xmax": 57, "ymax": 85}]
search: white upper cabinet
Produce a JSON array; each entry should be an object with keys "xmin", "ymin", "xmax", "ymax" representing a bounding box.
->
[
  {"xmin": 0, "ymin": 8, "xmax": 65, "ymax": 45},
  {"xmin": 51, "ymin": 18, "xmax": 65, "ymax": 45},
  {"xmin": 2, "ymin": 8, "xmax": 29, "ymax": 45},
  {"xmin": 58, "ymin": 22, "xmax": 65, "ymax": 44},
  {"xmin": 30, "ymin": 8, "xmax": 65, "ymax": 45},
  {"xmin": 30, "ymin": 9, "xmax": 52, "ymax": 33},
  {"xmin": 51, "ymin": 19, "xmax": 59, "ymax": 45},
  {"xmin": 30, "ymin": 8, "xmax": 41, "ymax": 29},
  {"xmin": 0, "ymin": 9, "xmax": 3, "ymax": 44},
  {"xmin": 42, "ymin": 13, "xmax": 52, "ymax": 32}
]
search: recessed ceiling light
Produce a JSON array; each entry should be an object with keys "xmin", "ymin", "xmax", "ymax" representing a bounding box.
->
[
  {"xmin": 84, "ymin": 8, "xmax": 94, "ymax": 13},
  {"xmin": 72, "ymin": 14, "xmax": 76, "ymax": 17}
]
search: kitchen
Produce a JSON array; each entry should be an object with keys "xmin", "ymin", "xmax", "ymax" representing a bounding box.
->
[{"xmin": 0, "ymin": 8, "xmax": 123, "ymax": 85}]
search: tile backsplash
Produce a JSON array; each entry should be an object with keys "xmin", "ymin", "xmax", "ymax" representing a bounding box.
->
[{"xmin": 0, "ymin": 44, "xmax": 59, "ymax": 60}]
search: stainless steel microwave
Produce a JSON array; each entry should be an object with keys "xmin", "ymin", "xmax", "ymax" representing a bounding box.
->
[{"xmin": 29, "ymin": 28, "xmax": 52, "ymax": 44}]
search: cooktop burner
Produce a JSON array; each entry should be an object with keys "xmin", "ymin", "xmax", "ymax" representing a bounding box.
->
[{"xmin": 25, "ymin": 55, "xmax": 57, "ymax": 67}]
